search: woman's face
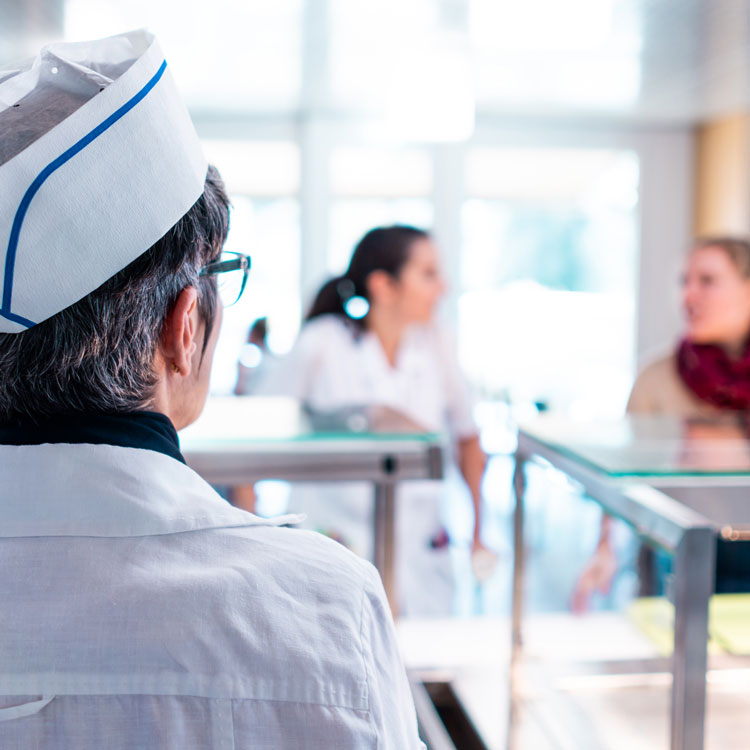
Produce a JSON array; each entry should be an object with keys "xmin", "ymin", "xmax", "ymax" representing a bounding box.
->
[
  {"xmin": 389, "ymin": 238, "xmax": 446, "ymax": 324},
  {"xmin": 682, "ymin": 245, "xmax": 750, "ymax": 348}
]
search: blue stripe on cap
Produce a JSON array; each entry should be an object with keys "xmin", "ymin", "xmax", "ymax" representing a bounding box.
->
[
  {"xmin": 0, "ymin": 59, "xmax": 169, "ymax": 328},
  {"xmin": 0, "ymin": 309, "xmax": 36, "ymax": 328}
]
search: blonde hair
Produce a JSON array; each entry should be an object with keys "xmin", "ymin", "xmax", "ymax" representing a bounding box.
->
[{"xmin": 692, "ymin": 237, "xmax": 750, "ymax": 279}]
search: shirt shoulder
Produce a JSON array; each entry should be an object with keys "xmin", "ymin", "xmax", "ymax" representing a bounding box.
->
[
  {"xmin": 215, "ymin": 521, "xmax": 379, "ymax": 624},
  {"xmin": 203, "ymin": 525, "xmax": 425, "ymax": 744},
  {"xmin": 0, "ymin": 523, "xmax": 421, "ymax": 746},
  {"xmin": 300, "ymin": 315, "xmax": 357, "ymax": 350}
]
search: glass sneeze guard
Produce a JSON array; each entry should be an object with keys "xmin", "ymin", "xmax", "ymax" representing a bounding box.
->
[
  {"xmin": 519, "ymin": 413, "xmax": 750, "ymax": 477},
  {"xmin": 180, "ymin": 396, "xmax": 443, "ymax": 445}
]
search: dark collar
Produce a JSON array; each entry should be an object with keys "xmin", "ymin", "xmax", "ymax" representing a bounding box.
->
[{"xmin": 0, "ymin": 411, "xmax": 185, "ymax": 464}]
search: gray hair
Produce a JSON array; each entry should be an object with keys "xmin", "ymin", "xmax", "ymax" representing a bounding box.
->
[{"xmin": 0, "ymin": 165, "xmax": 230, "ymax": 423}]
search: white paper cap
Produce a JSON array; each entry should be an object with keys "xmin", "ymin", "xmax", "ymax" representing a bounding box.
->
[{"xmin": 0, "ymin": 30, "xmax": 208, "ymax": 333}]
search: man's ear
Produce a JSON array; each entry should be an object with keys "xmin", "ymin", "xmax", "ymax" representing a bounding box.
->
[{"xmin": 160, "ymin": 287, "xmax": 199, "ymax": 377}]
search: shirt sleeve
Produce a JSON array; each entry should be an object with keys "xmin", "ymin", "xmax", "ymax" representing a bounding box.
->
[
  {"xmin": 434, "ymin": 326, "xmax": 478, "ymax": 440},
  {"xmin": 359, "ymin": 564, "xmax": 426, "ymax": 750}
]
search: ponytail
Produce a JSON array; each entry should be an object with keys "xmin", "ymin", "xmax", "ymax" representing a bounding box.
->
[{"xmin": 305, "ymin": 224, "xmax": 430, "ymax": 331}]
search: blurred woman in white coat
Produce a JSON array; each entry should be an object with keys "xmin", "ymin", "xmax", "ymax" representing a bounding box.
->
[{"xmin": 276, "ymin": 225, "xmax": 495, "ymax": 614}]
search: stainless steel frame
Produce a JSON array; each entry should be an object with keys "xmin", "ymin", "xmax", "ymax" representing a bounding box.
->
[
  {"xmin": 409, "ymin": 677, "xmax": 458, "ymax": 750},
  {"xmin": 512, "ymin": 430, "xmax": 719, "ymax": 750}
]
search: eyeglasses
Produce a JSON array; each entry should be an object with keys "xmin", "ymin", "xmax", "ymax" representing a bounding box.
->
[{"xmin": 199, "ymin": 251, "xmax": 251, "ymax": 307}]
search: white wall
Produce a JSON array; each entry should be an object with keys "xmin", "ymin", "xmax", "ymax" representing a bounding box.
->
[
  {"xmin": 470, "ymin": 120, "xmax": 694, "ymax": 366},
  {"xmin": 636, "ymin": 128, "xmax": 694, "ymax": 363}
]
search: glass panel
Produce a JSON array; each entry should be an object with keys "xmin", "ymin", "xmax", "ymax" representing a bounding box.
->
[
  {"xmin": 209, "ymin": 196, "xmax": 300, "ymax": 394},
  {"xmin": 329, "ymin": 198, "xmax": 434, "ymax": 274},
  {"xmin": 521, "ymin": 414, "xmax": 750, "ymax": 480},
  {"xmin": 459, "ymin": 147, "xmax": 639, "ymax": 417},
  {"xmin": 182, "ymin": 397, "xmax": 441, "ymax": 443}
]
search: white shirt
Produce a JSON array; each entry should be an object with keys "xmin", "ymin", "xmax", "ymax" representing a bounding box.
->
[
  {"xmin": 274, "ymin": 315, "xmax": 476, "ymax": 438},
  {"xmin": 262, "ymin": 316, "xmax": 477, "ymax": 616},
  {"xmin": 0, "ymin": 441, "xmax": 424, "ymax": 749}
]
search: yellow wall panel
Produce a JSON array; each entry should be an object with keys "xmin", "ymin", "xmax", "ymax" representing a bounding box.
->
[{"xmin": 694, "ymin": 114, "xmax": 750, "ymax": 237}]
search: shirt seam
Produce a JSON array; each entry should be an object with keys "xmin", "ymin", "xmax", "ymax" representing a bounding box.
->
[
  {"xmin": 0, "ymin": 686, "xmax": 367, "ymax": 711},
  {"xmin": 221, "ymin": 698, "xmax": 236, "ymax": 750},
  {"xmin": 357, "ymin": 572, "xmax": 378, "ymax": 749},
  {"xmin": 0, "ymin": 517, "xmax": 289, "ymax": 539}
]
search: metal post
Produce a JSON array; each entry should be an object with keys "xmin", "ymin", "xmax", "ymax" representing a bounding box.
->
[
  {"xmin": 511, "ymin": 450, "xmax": 527, "ymax": 653},
  {"xmin": 409, "ymin": 678, "xmax": 457, "ymax": 750},
  {"xmin": 507, "ymin": 449, "xmax": 527, "ymax": 750},
  {"xmin": 374, "ymin": 481, "xmax": 397, "ymax": 616},
  {"xmin": 670, "ymin": 527, "xmax": 715, "ymax": 750}
]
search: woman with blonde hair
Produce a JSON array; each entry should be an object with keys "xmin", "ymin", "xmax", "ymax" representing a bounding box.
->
[
  {"xmin": 575, "ymin": 237, "xmax": 750, "ymax": 609},
  {"xmin": 629, "ymin": 237, "xmax": 750, "ymax": 415}
]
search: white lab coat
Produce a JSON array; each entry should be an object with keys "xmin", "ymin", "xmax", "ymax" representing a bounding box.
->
[
  {"xmin": 267, "ymin": 315, "xmax": 478, "ymax": 616},
  {"xmin": 0, "ymin": 440, "xmax": 424, "ymax": 749},
  {"xmin": 278, "ymin": 315, "xmax": 476, "ymax": 437}
]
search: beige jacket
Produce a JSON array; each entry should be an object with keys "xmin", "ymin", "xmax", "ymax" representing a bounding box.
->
[{"xmin": 627, "ymin": 351, "xmax": 724, "ymax": 418}]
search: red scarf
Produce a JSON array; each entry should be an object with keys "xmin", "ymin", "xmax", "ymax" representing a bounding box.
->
[{"xmin": 677, "ymin": 338, "xmax": 750, "ymax": 410}]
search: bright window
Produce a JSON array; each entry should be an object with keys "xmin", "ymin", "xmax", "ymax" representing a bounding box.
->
[
  {"xmin": 328, "ymin": 146, "xmax": 433, "ymax": 273},
  {"xmin": 460, "ymin": 147, "xmax": 639, "ymax": 416},
  {"xmin": 64, "ymin": 0, "xmax": 302, "ymax": 111},
  {"xmin": 202, "ymin": 141, "xmax": 300, "ymax": 197},
  {"xmin": 201, "ymin": 141, "xmax": 301, "ymax": 394},
  {"xmin": 329, "ymin": 0, "xmax": 439, "ymax": 108},
  {"xmin": 468, "ymin": 0, "xmax": 642, "ymax": 110},
  {"xmin": 329, "ymin": 199, "xmax": 434, "ymax": 274},
  {"xmin": 330, "ymin": 147, "xmax": 433, "ymax": 197}
]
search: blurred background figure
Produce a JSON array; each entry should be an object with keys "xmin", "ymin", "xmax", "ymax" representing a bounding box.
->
[
  {"xmin": 574, "ymin": 237, "xmax": 750, "ymax": 610},
  {"xmin": 234, "ymin": 317, "xmax": 271, "ymax": 395},
  {"xmin": 629, "ymin": 238, "xmax": 750, "ymax": 415},
  {"xmin": 231, "ymin": 318, "xmax": 269, "ymax": 512},
  {"xmin": 272, "ymin": 225, "xmax": 495, "ymax": 615}
]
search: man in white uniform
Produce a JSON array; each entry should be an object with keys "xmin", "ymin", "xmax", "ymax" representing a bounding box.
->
[{"xmin": 0, "ymin": 31, "xmax": 424, "ymax": 749}]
